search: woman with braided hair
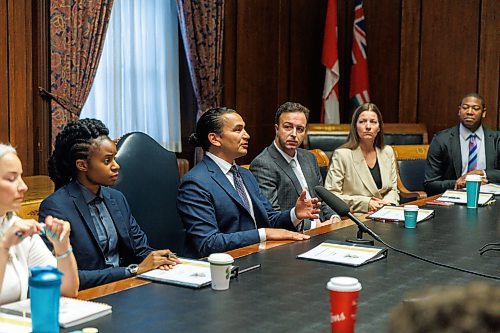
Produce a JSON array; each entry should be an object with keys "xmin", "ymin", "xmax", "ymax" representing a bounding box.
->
[{"xmin": 40, "ymin": 119, "xmax": 179, "ymax": 290}]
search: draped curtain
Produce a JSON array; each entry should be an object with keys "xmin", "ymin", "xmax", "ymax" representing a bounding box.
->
[
  {"xmin": 177, "ymin": 0, "xmax": 225, "ymax": 118},
  {"xmin": 47, "ymin": 0, "xmax": 114, "ymax": 143},
  {"xmin": 81, "ymin": 0, "xmax": 182, "ymax": 151}
]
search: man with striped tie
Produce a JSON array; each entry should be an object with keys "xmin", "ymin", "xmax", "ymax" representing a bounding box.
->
[{"xmin": 424, "ymin": 93, "xmax": 500, "ymax": 195}]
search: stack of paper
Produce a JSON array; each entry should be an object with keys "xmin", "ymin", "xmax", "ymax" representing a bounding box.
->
[
  {"xmin": 297, "ymin": 240, "xmax": 387, "ymax": 267},
  {"xmin": 437, "ymin": 190, "xmax": 494, "ymax": 205},
  {"xmin": 476, "ymin": 183, "xmax": 500, "ymax": 195},
  {"xmin": 0, "ymin": 297, "xmax": 112, "ymax": 328},
  {"xmin": 368, "ymin": 206, "xmax": 434, "ymax": 223},
  {"xmin": 138, "ymin": 258, "xmax": 212, "ymax": 288}
]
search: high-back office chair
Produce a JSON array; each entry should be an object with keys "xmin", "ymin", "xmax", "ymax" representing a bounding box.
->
[
  {"xmin": 309, "ymin": 148, "xmax": 330, "ymax": 181},
  {"xmin": 114, "ymin": 132, "xmax": 185, "ymax": 254},
  {"xmin": 304, "ymin": 123, "xmax": 428, "ymax": 158},
  {"xmin": 392, "ymin": 145, "xmax": 429, "ymax": 203}
]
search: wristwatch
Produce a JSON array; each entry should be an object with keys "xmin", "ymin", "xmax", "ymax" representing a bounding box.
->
[{"xmin": 126, "ymin": 264, "xmax": 139, "ymax": 275}]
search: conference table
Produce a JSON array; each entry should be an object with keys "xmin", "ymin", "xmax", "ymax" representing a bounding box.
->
[{"xmin": 70, "ymin": 197, "xmax": 499, "ymax": 332}]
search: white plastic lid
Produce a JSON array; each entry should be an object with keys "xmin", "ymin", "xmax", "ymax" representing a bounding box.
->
[
  {"xmin": 465, "ymin": 174, "xmax": 482, "ymax": 181},
  {"xmin": 326, "ymin": 276, "xmax": 362, "ymax": 292},
  {"xmin": 207, "ymin": 253, "xmax": 234, "ymax": 265},
  {"xmin": 403, "ymin": 205, "xmax": 419, "ymax": 211}
]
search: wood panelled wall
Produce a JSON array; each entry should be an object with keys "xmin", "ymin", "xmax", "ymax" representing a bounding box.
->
[
  {"xmin": 0, "ymin": 0, "xmax": 50, "ymax": 175},
  {"xmin": 1, "ymin": 1, "xmax": 498, "ymax": 171},
  {"xmin": 223, "ymin": 0, "xmax": 499, "ymax": 165}
]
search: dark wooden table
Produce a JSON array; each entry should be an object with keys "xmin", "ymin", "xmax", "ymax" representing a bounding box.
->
[{"xmin": 70, "ymin": 199, "xmax": 499, "ymax": 332}]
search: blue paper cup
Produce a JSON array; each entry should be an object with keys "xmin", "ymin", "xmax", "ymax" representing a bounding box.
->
[
  {"xmin": 403, "ymin": 205, "xmax": 419, "ymax": 229},
  {"xmin": 466, "ymin": 175, "xmax": 482, "ymax": 208}
]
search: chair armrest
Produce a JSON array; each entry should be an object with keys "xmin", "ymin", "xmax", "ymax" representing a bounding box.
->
[
  {"xmin": 177, "ymin": 158, "xmax": 190, "ymax": 178},
  {"xmin": 397, "ymin": 177, "xmax": 427, "ymax": 199}
]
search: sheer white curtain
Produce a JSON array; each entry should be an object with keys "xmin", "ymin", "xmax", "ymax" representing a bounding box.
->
[{"xmin": 81, "ymin": 0, "xmax": 181, "ymax": 152}]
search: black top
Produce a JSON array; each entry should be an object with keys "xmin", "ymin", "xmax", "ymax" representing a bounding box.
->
[{"xmin": 368, "ymin": 159, "xmax": 382, "ymax": 189}]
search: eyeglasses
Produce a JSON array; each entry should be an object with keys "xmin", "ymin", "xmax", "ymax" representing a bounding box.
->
[{"xmin": 460, "ymin": 104, "xmax": 483, "ymax": 112}]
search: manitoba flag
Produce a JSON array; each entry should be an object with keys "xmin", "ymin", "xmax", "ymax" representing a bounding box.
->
[
  {"xmin": 349, "ymin": 0, "xmax": 370, "ymax": 107},
  {"xmin": 321, "ymin": 0, "xmax": 340, "ymax": 124}
]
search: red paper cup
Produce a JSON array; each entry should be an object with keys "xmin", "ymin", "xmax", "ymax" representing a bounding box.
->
[{"xmin": 326, "ymin": 276, "xmax": 362, "ymax": 333}]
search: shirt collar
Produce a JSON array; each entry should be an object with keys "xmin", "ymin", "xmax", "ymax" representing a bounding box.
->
[
  {"xmin": 273, "ymin": 140, "xmax": 297, "ymax": 165},
  {"xmin": 206, "ymin": 152, "xmax": 235, "ymax": 175},
  {"xmin": 459, "ymin": 123, "xmax": 484, "ymax": 141},
  {"xmin": 76, "ymin": 180, "xmax": 103, "ymax": 204}
]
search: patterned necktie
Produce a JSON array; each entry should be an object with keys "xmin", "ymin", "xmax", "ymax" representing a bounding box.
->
[
  {"xmin": 467, "ymin": 134, "xmax": 478, "ymax": 172},
  {"xmin": 230, "ymin": 165, "xmax": 251, "ymax": 212}
]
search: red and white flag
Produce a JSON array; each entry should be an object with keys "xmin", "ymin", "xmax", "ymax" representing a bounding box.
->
[
  {"xmin": 349, "ymin": 0, "xmax": 370, "ymax": 107},
  {"xmin": 321, "ymin": 0, "xmax": 340, "ymax": 124}
]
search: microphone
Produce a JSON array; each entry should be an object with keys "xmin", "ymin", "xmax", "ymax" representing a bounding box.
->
[{"xmin": 314, "ymin": 186, "xmax": 382, "ymax": 244}]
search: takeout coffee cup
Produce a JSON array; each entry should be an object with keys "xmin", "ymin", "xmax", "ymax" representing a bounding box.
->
[
  {"xmin": 207, "ymin": 253, "xmax": 234, "ymax": 290},
  {"xmin": 327, "ymin": 276, "xmax": 362, "ymax": 333},
  {"xmin": 465, "ymin": 174, "xmax": 482, "ymax": 208},
  {"xmin": 403, "ymin": 205, "xmax": 419, "ymax": 229}
]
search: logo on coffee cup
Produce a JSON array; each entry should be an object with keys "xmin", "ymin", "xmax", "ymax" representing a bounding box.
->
[{"xmin": 331, "ymin": 312, "xmax": 346, "ymax": 323}]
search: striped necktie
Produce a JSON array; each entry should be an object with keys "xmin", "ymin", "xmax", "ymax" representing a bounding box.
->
[
  {"xmin": 467, "ymin": 133, "xmax": 478, "ymax": 172},
  {"xmin": 230, "ymin": 165, "xmax": 251, "ymax": 213}
]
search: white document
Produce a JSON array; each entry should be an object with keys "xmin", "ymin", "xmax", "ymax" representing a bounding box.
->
[
  {"xmin": 437, "ymin": 190, "xmax": 494, "ymax": 205},
  {"xmin": 476, "ymin": 183, "xmax": 500, "ymax": 195},
  {"xmin": 0, "ymin": 297, "xmax": 111, "ymax": 328},
  {"xmin": 0, "ymin": 313, "xmax": 31, "ymax": 333},
  {"xmin": 138, "ymin": 258, "xmax": 212, "ymax": 288},
  {"xmin": 297, "ymin": 241, "xmax": 387, "ymax": 267},
  {"xmin": 368, "ymin": 206, "xmax": 434, "ymax": 222}
]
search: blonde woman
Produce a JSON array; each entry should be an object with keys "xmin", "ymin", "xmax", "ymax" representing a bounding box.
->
[
  {"xmin": 0, "ymin": 143, "xmax": 78, "ymax": 304},
  {"xmin": 324, "ymin": 103, "xmax": 399, "ymax": 213}
]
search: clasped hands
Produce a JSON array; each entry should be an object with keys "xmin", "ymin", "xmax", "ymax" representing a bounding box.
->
[{"xmin": 454, "ymin": 170, "xmax": 488, "ymax": 190}]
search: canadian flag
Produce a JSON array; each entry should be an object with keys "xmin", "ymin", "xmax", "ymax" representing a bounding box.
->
[{"xmin": 321, "ymin": 0, "xmax": 340, "ymax": 124}]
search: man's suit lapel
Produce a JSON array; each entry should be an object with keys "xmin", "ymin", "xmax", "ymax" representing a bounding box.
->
[
  {"xmin": 67, "ymin": 181, "xmax": 100, "ymax": 247},
  {"xmin": 484, "ymin": 128, "xmax": 497, "ymax": 169},
  {"xmin": 268, "ymin": 145, "xmax": 303, "ymax": 195},
  {"xmin": 204, "ymin": 157, "xmax": 252, "ymax": 215},
  {"xmin": 450, "ymin": 126, "xmax": 462, "ymax": 178},
  {"xmin": 351, "ymin": 147, "xmax": 379, "ymax": 197},
  {"xmin": 101, "ymin": 187, "xmax": 132, "ymax": 248}
]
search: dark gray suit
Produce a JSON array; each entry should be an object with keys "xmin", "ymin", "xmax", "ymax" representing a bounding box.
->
[
  {"xmin": 424, "ymin": 125, "xmax": 500, "ymax": 195},
  {"xmin": 250, "ymin": 143, "xmax": 337, "ymax": 227}
]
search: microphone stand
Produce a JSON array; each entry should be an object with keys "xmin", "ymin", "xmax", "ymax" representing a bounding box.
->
[{"xmin": 345, "ymin": 212, "xmax": 376, "ymax": 246}]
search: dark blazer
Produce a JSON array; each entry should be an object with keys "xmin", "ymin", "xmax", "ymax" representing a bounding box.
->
[
  {"xmin": 39, "ymin": 180, "xmax": 153, "ymax": 290},
  {"xmin": 250, "ymin": 143, "xmax": 337, "ymax": 224},
  {"xmin": 177, "ymin": 155, "xmax": 294, "ymax": 258},
  {"xmin": 424, "ymin": 125, "xmax": 500, "ymax": 195}
]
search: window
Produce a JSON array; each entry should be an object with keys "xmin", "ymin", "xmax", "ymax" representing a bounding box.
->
[{"xmin": 81, "ymin": 0, "xmax": 181, "ymax": 151}]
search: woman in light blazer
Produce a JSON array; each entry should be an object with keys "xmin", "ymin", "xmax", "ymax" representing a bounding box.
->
[{"xmin": 324, "ymin": 103, "xmax": 399, "ymax": 213}]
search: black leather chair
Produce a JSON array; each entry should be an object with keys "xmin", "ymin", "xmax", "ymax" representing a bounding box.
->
[
  {"xmin": 392, "ymin": 145, "xmax": 429, "ymax": 203},
  {"xmin": 113, "ymin": 132, "xmax": 185, "ymax": 254}
]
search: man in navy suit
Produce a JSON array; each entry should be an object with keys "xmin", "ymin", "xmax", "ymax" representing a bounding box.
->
[
  {"xmin": 424, "ymin": 93, "xmax": 500, "ymax": 195},
  {"xmin": 177, "ymin": 107, "xmax": 319, "ymax": 258}
]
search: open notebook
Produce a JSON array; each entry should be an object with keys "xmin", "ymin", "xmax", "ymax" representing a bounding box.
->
[{"xmin": 0, "ymin": 297, "xmax": 111, "ymax": 328}]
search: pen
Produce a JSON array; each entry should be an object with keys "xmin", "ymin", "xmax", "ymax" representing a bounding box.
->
[
  {"xmin": 441, "ymin": 196, "xmax": 461, "ymax": 200},
  {"xmin": 15, "ymin": 223, "xmax": 47, "ymax": 238},
  {"xmin": 238, "ymin": 264, "xmax": 261, "ymax": 274}
]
